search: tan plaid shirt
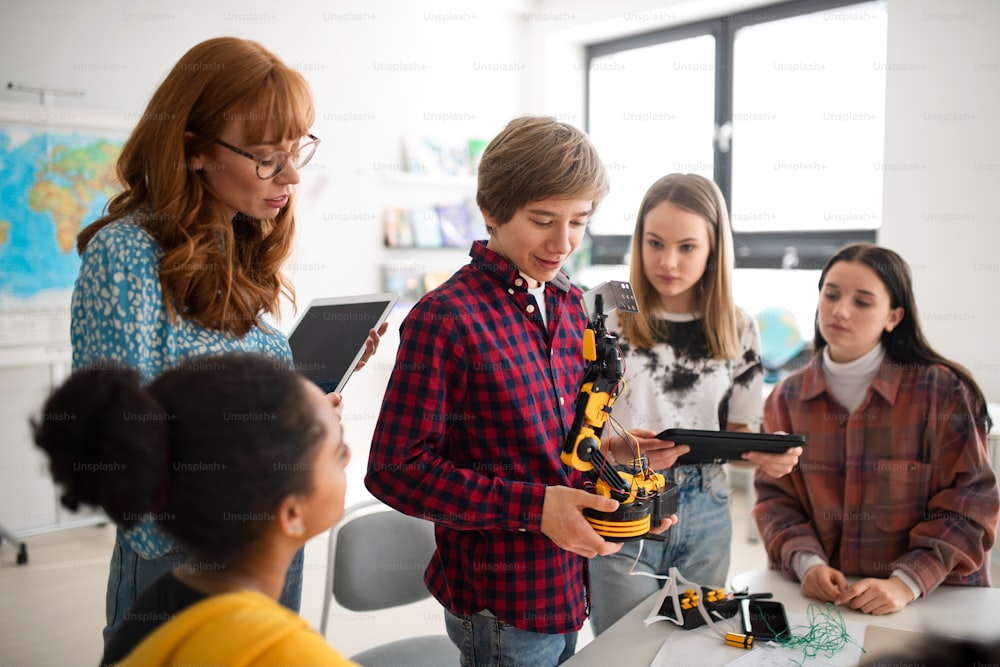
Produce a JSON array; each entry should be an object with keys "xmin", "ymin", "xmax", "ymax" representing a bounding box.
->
[{"xmin": 754, "ymin": 353, "xmax": 998, "ymax": 596}]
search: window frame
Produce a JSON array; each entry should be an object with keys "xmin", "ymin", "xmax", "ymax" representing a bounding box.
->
[{"xmin": 584, "ymin": 0, "xmax": 880, "ymax": 268}]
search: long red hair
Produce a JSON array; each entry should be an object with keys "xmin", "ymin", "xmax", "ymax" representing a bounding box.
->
[{"xmin": 78, "ymin": 37, "xmax": 315, "ymax": 335}]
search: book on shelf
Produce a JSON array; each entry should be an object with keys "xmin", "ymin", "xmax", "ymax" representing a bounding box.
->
[
  {"xmin": 410, "ymin": 206, "xmax": 444, "ymax": 248},
  {"xmin": 466, "ymin": 199, "xmax": 487, "ymax": 240},
  {"xmin": 437, "ymin": 199, "xmax": 489, "ymax": 247},
  {"xmin": 468, "ymin": 138, "xmax": 488, "ymax": 175},
  {"xmin": 385, "ymin": 199, "xmax": 487, "ymax": 249},
  {"xmin": 436, "ymin": 201, "xmax": 473, "ymax": 247},
  {"xmin": 383, "ymin": 206, "xmax": 414, "ymax": 247},
  {"xmin": 402, "ymin": 135, "xmax": 443, "ymax": 174},
  {"xmin": 402, "ymin": 135, "xmax": 473, "ymax": 176},
  {"xmin": 381, "ymin": 263, "xmax": 426, "ymax": 303}
]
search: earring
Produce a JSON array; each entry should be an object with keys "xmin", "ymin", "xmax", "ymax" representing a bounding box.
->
[{"xmin": 290, "ymin": 524, "xmax": 305, "ymax": 537}]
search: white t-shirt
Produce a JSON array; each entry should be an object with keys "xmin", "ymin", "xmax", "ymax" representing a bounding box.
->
[
  {"xmin": 605, "ymin": 308, "xmax": 764, "ymax": 437},
  {"xmin": 527, "ymin": 283, "xmax": 546, "ymax": 326}
]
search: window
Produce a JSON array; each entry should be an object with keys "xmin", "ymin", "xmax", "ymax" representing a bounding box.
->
[
  {"xmin": 586, "ymin": 0, "xmax": 885, "ymax": 269},
  {"xmin": 731, "ymin": 5, "xmax": 887, "ymax": 235},
  {"xmin": 588, "ymin": 34, "xmax": 716, "ymax": 235}
]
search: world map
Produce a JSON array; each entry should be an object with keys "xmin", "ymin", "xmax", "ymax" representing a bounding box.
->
[{"xmin": 0, "ymin": 124, "xmax": 123, "ymax": 305}]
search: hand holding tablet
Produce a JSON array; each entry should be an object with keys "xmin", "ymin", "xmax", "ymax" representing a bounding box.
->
[
  {"xmin": 287, "ymin": 292, "xmax": 399, "ymax": 393},
  {"xmin": 655, "ymin": 429, "xmax": 806, "ymax": 465}
]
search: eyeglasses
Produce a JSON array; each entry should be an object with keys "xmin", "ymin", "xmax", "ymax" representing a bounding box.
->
[{"xmin": 213, "ymin": 133, "xmax": 321, "ymax": 179}]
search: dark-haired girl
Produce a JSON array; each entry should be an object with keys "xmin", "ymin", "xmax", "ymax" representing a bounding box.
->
[
  {"xmin": 753, "ymin": 243, "xmax": 999, "ymax": 615},
  {"xmin": 32, "ymin": 354, "xmax": 357, "ymax": 666}
]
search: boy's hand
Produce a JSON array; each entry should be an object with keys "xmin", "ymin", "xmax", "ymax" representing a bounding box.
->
[
  {"xmin": 540, "ymin": 486, "xmax": 623, "ymax": 558},
  {"xmin": 647, "ymin": 514, "xmax": 679, "ymax": 535}
]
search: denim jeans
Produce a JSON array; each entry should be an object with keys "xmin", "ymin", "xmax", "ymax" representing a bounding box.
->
[
  {"xmin": 588, "ymin": 463, "xmax": 732, "ymax": 635},
  {"xmin": 444, "ymin": 608, "xmax": 578, "ymax": 667},
  {"xmin": 102, "ymin": 528, "xmax": 305, "ymax": 645}
]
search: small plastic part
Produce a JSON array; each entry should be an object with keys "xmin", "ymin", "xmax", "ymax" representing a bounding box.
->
[{"xmin": 725, "ymin": 632, "xmax": 753, "ymax": 650}]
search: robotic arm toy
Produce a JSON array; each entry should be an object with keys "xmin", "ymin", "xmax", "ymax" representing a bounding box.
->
[{"xmin": 561, "ymin": 282, "xmax": 678, "ymax": 542}]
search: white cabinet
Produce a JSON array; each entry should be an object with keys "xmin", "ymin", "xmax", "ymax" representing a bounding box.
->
[{"xmin": 0, "ymin": 362, "xmax": 106, "ymax": 564}]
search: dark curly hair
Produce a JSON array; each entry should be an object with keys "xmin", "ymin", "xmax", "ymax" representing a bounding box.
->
[{"xmin": 31, "ymin": 353, "xmax": 324, "ymax": 563}]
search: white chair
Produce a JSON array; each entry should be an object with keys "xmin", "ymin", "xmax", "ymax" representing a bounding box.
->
[{"xmin": 321, "ymin": 499, "xmax": 459, "ymax": 667}]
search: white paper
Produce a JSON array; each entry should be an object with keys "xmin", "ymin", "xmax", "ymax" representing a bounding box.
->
[{"xmin": 651, "ymin": 625, "xmax": 731, "ymax": 667}]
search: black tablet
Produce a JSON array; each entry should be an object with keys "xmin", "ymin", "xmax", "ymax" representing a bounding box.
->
[
  {"xmin": 655, "ymin": 429, "xmax": 806, "ymax": 465},
  {"xmin": 287, "ymin": 293, "xmax": 398, "ymax": 393}
]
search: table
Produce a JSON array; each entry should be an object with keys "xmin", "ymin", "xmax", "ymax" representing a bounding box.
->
[{"xmin": 566, "ymin": 569, "xmax": 1000, "ymax": 666}]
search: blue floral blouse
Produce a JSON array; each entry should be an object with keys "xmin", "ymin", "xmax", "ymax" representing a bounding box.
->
[{"xmin": 71, "ymin": 214, "xmax": 292, "ymax": 558}]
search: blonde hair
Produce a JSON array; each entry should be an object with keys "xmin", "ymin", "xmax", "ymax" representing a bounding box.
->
[
  {"xmin": 77, "ymin": 37, "xmax": 315, "ymax": 336},
  {"xmin": 620, "ymin": 173, "xmax": 740, "ymax": 359},
  {"xmin": 476, "ymin": 116, "xmax": 609, "ymax": 223}
]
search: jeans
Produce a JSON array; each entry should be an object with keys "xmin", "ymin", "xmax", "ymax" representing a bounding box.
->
[
  {"xmin": 444, "ymin": 608, "xmax": 578, "ymax": 667},
  {"xmin": 588, "ymin": 463, "xmax": 732, "ymax": 635},
  {"xmin": 102, "ymin": 528, "xmax": 305, "ymax": 645}
]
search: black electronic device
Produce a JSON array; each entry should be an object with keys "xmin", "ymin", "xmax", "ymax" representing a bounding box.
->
[
  {"xmin": 581, "ymin": 280, "xmax": 638, "ymax": 319},
  {"xmin": 740, "ymin": 599, "xmax": 790, "ymax": 642},
  {"xmin": 287, "ymin": 293, "xmax": 398, "ymax": 393},
  {"xmin": 654, "ymin": 584, "xmax": 742, "ymax": 630},
  {"xmin": 655, "ymin": 429, "xmax": 806, "ymax": 465}
]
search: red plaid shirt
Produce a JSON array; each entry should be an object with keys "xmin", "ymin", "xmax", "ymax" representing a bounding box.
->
[
  {"xmin": 366, "ymin": 241, "xmax": 589, "ymax": 633},
  {"xmin": 755, "ymin": 352, "xmax": 999, "ymax": 596}
]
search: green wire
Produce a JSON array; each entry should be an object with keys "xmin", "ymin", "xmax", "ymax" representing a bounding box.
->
[{"xmin": 770, "ymin": 603, "xmax": 866, "ymax": 666}]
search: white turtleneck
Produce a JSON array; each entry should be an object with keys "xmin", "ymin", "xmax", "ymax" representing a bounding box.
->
[{"xmin": 821, "ymin": 343, "xmax": 884, "ymax": 414}]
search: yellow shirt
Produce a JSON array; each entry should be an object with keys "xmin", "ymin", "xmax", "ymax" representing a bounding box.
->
[{"xmin": 118, "ymin": 589, "xmax": 357, "ymax": 666}]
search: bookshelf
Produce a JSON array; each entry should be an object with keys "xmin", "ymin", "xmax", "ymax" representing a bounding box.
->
[
  {"xmin": 378, "ymin": 136, "xmax": 486, "ymax": 302},
  {"xmin": 377, "ymin": 173, "xmax": 480, "ymax": 303}
]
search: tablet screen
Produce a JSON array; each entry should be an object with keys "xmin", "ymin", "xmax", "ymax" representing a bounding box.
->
[{"xmin": 288, "ymin": 293, "xmax": 398, "ymax": 393}]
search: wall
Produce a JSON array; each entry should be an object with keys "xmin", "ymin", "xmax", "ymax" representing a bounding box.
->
[
  {"xmin": 880, "ymin": 0, "xmax": 1000, "ymax": 401},
  {"xmin": 0, "ymin": 0, "xmax": 531, "ymax": 529}
]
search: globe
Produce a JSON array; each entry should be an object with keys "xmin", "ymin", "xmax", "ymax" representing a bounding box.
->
[{"xmin": 756, "ymin": 307, "xmax": 806, "ymax": 373}]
